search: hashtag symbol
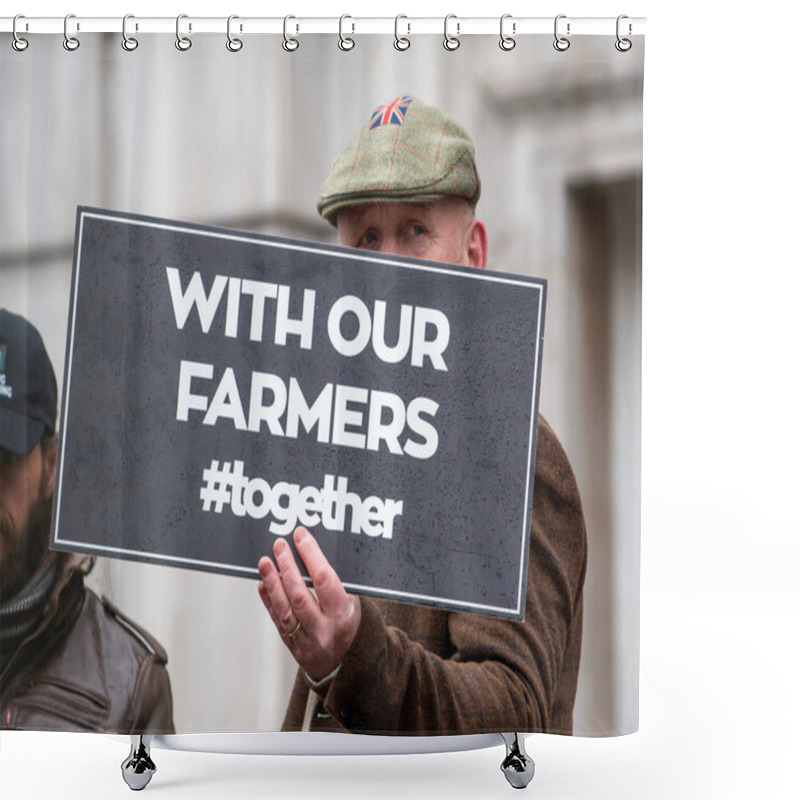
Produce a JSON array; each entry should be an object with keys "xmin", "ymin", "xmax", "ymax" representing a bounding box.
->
[{"xmin": 199, "ymin": 460, "xmax": 233, "ymax": 513}]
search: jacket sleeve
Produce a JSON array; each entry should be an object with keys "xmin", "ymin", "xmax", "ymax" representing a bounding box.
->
[{"xmin": 315, "ymin": 416, "xmax": 587, "ymax": 735}]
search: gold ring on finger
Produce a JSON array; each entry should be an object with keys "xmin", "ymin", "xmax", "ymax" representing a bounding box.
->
[{"xmin": 287, "ymin": 622, "xmax": 302, "ymax": 641}]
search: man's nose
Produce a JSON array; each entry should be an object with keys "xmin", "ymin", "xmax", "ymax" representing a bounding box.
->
[{"xmin": 378, "ymin": 237, "xmax": 405, "ymax": 257}]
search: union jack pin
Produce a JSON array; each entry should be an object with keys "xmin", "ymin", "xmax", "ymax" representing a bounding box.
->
[{"xmin": 369, "ymin": 95, "xmax": 414, "ymax": 129}]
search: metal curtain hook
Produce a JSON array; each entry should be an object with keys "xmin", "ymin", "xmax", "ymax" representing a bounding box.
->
[
  {"xmin": 12, "ymin": 14, "xmax": 29, "ymax": 51},
  {"xmin": 394, "ymin": 14, "xmax": 410, "ymax": 51},
  {"xmin": 443, "ymin": 14, "xmax": 460, "ymax": 51},
  {"xmin": 554, "ymin": 14, "xmax": 570, "ymax": 51},
  {"xmin": 283, "ymin": 15, "xmax": 299, "ymax": 52},
  {"xmin": 499, "ymin": 14, "xmax": 515, "ymax": 51},
  {"xmin": 175, "ymin": 14, "xmax": 192, "ymax": 51},
  {"xmin": 615, "ymin": 14, "xmax": 632, "ymax": 51},
  {"xmin": 121, "ymin": 14, "xmax": 138, "ymax": 51},
  {"xmin": 226, "ymin": 14, "xmax": 243, "ymax": 51},
  {"xmin": 338, "ymin": 14, "xmax": 355, "ymax": 51},
  {"xmin": 63, "ymin": 13, "xmax": 80, "ymax": 51}
]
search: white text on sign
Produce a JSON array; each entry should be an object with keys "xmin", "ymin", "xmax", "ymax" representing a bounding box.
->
[
  {"xmin": 199, "ymin": 459, "xmax": 403, "ymax": 538},
  {"xmin": 166, "ymin": 267, "xmax": 450, "ymax": 369}
]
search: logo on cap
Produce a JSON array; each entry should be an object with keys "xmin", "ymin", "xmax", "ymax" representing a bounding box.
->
[
  {"xmin": 0, "ymin": 344, "xmax": 11, "ymax": 400},
  {"xmin": 369, "ymin": 95, "xmax": 414, "ymax": 130}
]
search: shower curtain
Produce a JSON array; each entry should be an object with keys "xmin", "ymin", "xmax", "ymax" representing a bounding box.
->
[{"xmin": 1, "ymin": 17, "xmax": 643, "ymax": 741}]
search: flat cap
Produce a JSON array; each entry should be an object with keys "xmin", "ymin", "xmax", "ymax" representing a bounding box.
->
[{"xmin": 317, "ymin": 96, "xmax": 481, "ymax": 224}]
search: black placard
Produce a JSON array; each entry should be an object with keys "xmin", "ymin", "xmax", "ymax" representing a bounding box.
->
[{"xmin": 52, "ymin": 207, "xmax": 546, "ymax": 619}]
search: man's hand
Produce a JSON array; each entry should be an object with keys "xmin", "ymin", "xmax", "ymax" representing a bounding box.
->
[{"xmin": 257, "ymin": 526, "xmax": 361, "ymax": 682}]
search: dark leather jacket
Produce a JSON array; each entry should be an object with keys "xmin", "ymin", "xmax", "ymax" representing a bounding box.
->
[{"xmin": 1, "ymin": 565, "xmax": 175, "ymax": 733}]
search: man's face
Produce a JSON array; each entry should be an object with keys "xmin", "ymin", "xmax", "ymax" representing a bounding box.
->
[
  {"xmin": 0, "ymin": 440, "xmax": 56, "ymax": 603},
  {"xmin": 336, "ymin": 198, "xmax": 487, "ymax": 268}
]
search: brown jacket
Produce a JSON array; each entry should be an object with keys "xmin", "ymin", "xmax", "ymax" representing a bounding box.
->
[
  {"xmin": 1, "ymin": 567, "xmax": 175, "ymax": 733},
  {"xmin": 282, "ymin": 416, "xmax": 587, "ymax": 735}
]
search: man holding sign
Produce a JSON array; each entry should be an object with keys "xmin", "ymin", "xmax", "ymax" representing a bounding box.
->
[{"xmin": 257, "ymin": 98, "xmax": 587, "ymax": 735}]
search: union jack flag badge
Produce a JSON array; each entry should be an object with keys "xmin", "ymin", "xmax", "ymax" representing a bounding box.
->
[{"xmin": 369, "ymin": 95, "xmax": 414, "ymax": 130}]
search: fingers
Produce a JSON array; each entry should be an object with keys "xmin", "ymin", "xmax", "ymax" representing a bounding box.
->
[
  {"xmin": 257, "ymin": 528, "xmax": 361, "ymax": 681},
  {"xmin": 272, "ymin": 535, "xmax": 321, "ymax": 630},
  {"xmin": 257, "ymin": 556, "xmax": 275, "ymax": 614},
  {"xmin": 293, "ymin": 527, "xmax": 352, "ymax": 618},
  {"xmin": 258, "ymin": 553, "xmax": 302, "ymax": 638},
  {"xmin": 258, "ymin": 527, "xmax": 353, "ymax": 630}
]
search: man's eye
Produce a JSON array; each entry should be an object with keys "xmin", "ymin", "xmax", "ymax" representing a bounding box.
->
[
  {"xmin": 360, "ymin": 230, "xmax": 379, "ymax": 246},
  {"xmin": 410, "ymin": 224, "xmax": 426, "ymax": 236}
]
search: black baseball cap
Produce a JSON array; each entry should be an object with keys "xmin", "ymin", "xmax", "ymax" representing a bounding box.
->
[{"xmin": 0, "ymin": 308, "xmax": 58, "ymax": 456}]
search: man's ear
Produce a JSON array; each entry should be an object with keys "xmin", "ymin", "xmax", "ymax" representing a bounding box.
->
[
  {"xmin": 466, "ymin": 219, "xmax": 488, "ymax": 269},
  {"xmin": 42, "ymin": 434, "xmax": 59, "ymax": 499}
]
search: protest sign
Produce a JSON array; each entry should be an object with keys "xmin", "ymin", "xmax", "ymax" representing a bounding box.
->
[{"xmin": 52, "ymin": 207, "xmax": 546, "ymax": 619}]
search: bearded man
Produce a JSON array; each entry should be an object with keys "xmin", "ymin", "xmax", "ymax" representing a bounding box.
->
[{"xmin": 1, "ymin": 308, "xmax": 175, "ymax": 734}]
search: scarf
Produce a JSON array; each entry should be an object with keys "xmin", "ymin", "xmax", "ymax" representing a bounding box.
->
[{"xmin": 0, "ymin": 552, "xmax": 60, "ymax": 675}]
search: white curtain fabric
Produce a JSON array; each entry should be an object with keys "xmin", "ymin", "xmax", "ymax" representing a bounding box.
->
[{"xmin": 1, "ymin": 31, "xmax": 643, "ymax": 735}]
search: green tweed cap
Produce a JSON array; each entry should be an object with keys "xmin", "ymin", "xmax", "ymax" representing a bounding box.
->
[{"xmin": 317, "ymin": 95, "xmax": 481, "ymax": 224}]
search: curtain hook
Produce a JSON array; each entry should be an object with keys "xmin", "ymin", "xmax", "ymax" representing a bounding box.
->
[
  {"xmin": 554, "ymin": 14, "xmax": 570, "ymax": 51},
  {"xmin": 12, "ymin": 14, "xmax": 29, "ymax": 52},
  {"xmin": 394, "ymin": 14, "xmax": 410, "ymax": 51},
  {"xmin": 443, "ymin": 14, "xmax": 460, "ymax": 51},
  {"xmin": 63, "ymin": 13, "xmax": 80, "ymax": 51},
  {"xmin": 338, "ymin": 14, "xmax": 355, "ymax": 51},
  {"xmin": 283, "ymin": 15, "xmax": 299, "ymax": 52},
  {"xmin": 175, "ymin": 14, "xmax": 192, "ymax": 51},
  {"xmin": 615, "ymin": 14, "xmax": 632, "ymax": 51},
  {"xmin": 121, "ymin": 14, "xmax": 138, "ymax": 51},
  {"xmin": 499, "ymin": 14, "xmax": 516, "ymax": 51},
  {"xmin": 226, "ymin": 14, "xmax": 243, "ymax": 52}
]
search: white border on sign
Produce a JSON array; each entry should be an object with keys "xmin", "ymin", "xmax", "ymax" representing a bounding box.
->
[{"xmin": 53, "ymin": 208, "xmax": 545, "ymax": 619}]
